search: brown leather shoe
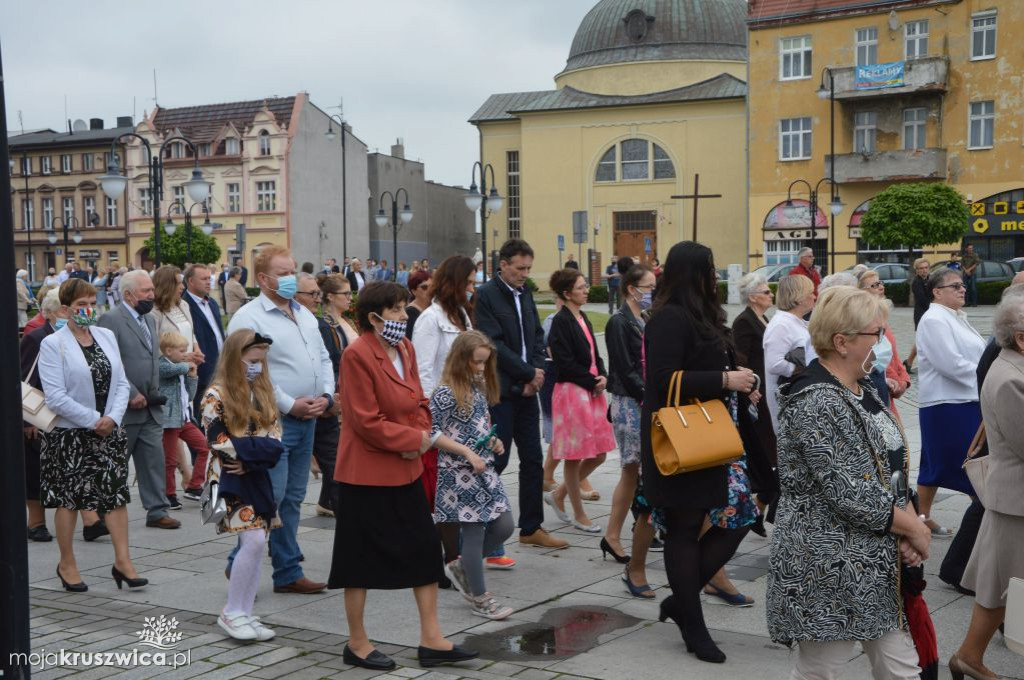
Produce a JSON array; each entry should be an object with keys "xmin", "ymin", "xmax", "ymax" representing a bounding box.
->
[
  {"xmin": 519, "ymin": 528, "xmax": 569, "ymax": 549},
  {"xmin": 145, "ymin": 516, "xmax": 181, "ymax": 529},
  {"xmin": 273, "ymin": 577, "xmax": 327, "ymax": 594}
]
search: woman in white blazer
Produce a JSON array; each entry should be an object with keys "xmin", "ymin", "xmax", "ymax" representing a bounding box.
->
[
  {"xmin": 412, "ymin": 256, "xmax": 477, "ymax": 397},
  {"xmin": 763, "ymin": 275, "xmax": 817, "ymax": 430},
  {"xmin": 37, "ymin": 278, "xmax": 147, "ymax": 593}
]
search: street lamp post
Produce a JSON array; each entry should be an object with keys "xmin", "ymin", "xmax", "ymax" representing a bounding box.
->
[
  {"xmin": 324, "ymin": 111, "xmax": 348, "ymax": 262},
  {"xmin": 48, "ymin": 215, "xmax": 84, "ymax": 262},
  {"xmin": 19, "ymin": 154, "xmax": 34, "ymax": 282},
  {"xmin": 463, "ymin": 162, "xmax": 503, "ymax": 279},
  {"xmin": 374, "ymin": 189, "xmax": 413, "ymax": 281},
  {"xmin": 99, "ymin": 134, "xmax": 211, "ymax": 268},
  {"xmin": 817, "ymin": 67, "xmax": 838, "ymax": 274},
  {"xmin": 786, "ymin": 177, "xmax": 845, "ymax": 273},
  {"xmin": 164, "ymin": 199, "xmax": 216, "ymax": 263}
]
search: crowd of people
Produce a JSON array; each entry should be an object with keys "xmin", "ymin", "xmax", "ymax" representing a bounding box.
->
[{"xmin": 18, "ymin": 237, "xmax": 1024, "ymax": 678}]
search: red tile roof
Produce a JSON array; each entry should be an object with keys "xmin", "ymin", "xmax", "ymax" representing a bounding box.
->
[
  {"xmin": 151, "ymin": 96, "xmax": 296, "ymax": 143},
  {"xmin": 748, "ymin": 0, "xmax": 950, "ymax": 29}
]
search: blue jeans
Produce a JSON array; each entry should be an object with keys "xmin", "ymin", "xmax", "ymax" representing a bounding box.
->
[
  {"xmin": 227, "ymin": 415, "xmax": 316, "ymax": 586},
  {"xmin": 965, "ymin": 274, "xmax": 978, "ymax": 306}
]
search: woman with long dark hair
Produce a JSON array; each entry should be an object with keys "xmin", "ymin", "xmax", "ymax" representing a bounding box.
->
[{"xmin": 641, "ymin": 242, "xmax": 762, "ymax": 663}]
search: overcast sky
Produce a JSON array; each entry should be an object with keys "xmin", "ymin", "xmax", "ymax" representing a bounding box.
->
[{"xmin": 2, "ymin": 0, "xmax": 595, "ymax": 187}]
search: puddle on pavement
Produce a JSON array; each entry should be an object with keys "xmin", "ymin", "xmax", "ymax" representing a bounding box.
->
[{"xmin": 462, "ymin": 605, "xmax": 642, "ymax": 661}]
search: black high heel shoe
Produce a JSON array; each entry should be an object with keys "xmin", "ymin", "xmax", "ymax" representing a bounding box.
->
[
  {"xmin": 599, "ymin": 537, "xmax": 630, "ymax": 564},
  {"xmin": 658, "ymin": 596, "xmax": 726, "ymax": 663},
  {"xmin": 56, "ymin": 565, "xmax": 87, "ymax": 593},
  {"xmin": 111, "ymin": 566, "xmax": 148, "ymax": 590}
]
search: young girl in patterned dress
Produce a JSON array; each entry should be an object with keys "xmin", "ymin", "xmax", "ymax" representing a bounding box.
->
[
  {"xmin": 429, "ymin": 331, "xmax": 515, "ymax": 620},
  {"xmin": 202, "ymin": 329, "xmax": 281, "ymax": 642}
]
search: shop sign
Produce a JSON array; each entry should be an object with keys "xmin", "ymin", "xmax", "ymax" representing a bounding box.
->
[
  {"xmin": 969, "ymin": 195, "xmax": 1024, "ymax": 236},
  {"xmin": 856, "ymin": 61, "xmax": 904, "ymax": 90},
  {"xmin": 849, "ymin": 227, "xmax": 863, "ymax": 239},
  {"xmin": 79, "ymin": 249, "xmax": 100, "ymax": 258},
  {"xmin": 763, "ymin": 229, "xmax": 826, "ymax": 241}
]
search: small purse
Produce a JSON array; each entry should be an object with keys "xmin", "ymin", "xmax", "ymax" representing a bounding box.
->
[
  {"xmin": 651, "ymin": 370, "xmax": 744, "ymax": 476},
  {"xmin": 199, "ymin": 480, "xmax": 227, "ymax": 525},
  {"xmin": 962, "ymin": 422, "xmax": 988, "ymax": 507},
  {"xmin": 22, "ymin": 354, "xmax": 59, "ymax": 433}
]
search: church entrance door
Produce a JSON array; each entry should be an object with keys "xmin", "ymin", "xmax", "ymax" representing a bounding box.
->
[{"xmin": 613, "ymin": 211, "xmax": 657, "ymax": 265}]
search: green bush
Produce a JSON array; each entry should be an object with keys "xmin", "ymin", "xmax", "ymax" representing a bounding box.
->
[
  {"xmin": 524, "ymin": 277, "xmax": 539, "ymax": 293},
  {"xmin": 245, "ymin": 287, "xmax": 261, "ymax": 298},
  {"xmin": 978, "ymin": 281, "xmax": 1010, "ymax": 305},
  {"xmin": 588, "ymin": 285, "xmax": 609, "ymax": 303},
  {"xmin": 886, "ymin": 282, "xmax": 910, "ymax": 307},
  {"xmin": 717, "ymin": 281, "xmax": 728, "ymax": 304}
]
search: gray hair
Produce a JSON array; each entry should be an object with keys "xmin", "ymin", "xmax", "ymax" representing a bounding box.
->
[
  {"xmin": 119, "ymin": 269, "xmax": 151, "ymax": 295},
  {"xmin": 230, "ymin": 266, "xmax": 242, "ymax": 278},
  {"xmin": 798, "ymin": 247, "xmax": 814, "ymax": 258},
  {"xmin": 927, "ymin": 267, "xmax": 962, "ymax": 299},
  {"xmin": 738, "ymin": 273, "xmax": 767, "ymax": 304},
  {"xmin": 40, "ymin": 288, "xmax": 62, "ymax": 318},
  {"xmin": 296, "ymin": 272, "xmax": 317, "ymax": 282},
  {"xmin": 993, "ymin": 292, "xmax": 1024, "ymax": 349},
  {"xmin": 850, "ymin": 264, "xmax": 869, "ymax": 275},
  {"xmin": 819, "ymin": 272, "xmax": 857, "ymax": 291}
]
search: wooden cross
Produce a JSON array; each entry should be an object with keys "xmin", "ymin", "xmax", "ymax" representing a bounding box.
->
[{"xmin": 671, "ymin": 174, "xmax": 722, "ymax": 242}]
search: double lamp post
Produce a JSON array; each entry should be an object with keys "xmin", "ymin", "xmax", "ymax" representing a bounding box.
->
[
  {"xmin": 463, "ymin": 161, "xmax": 503, "ymax": 279},
  {"xmin": 375, "ymin": 189, "xmax": 413, "ymax": 281}
]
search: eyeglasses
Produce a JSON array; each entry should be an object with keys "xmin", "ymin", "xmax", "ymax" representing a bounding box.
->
[
  {"xmin": 635, "ymin": 284, "xmax": 656, "ymax": 292},
  {"xmin": 296, "ymin": 291, "xmax": 322, "ymax": 299},
  {"xmin": 937, "ymin": 283, "xmax": 966, "ymax": 291},
  {"xmin": 868, "ymin": 281, "xmax": 885, "ymax": 289},
  {"xmin": 753, "ymin": 289, "xmax": 772, "ymax": 296},
  {"xmin": 334, "ymin": 291, "xmax": 353, "ymax": 297},
  {"xmin": 855, "ymin": 328, "xmax": 885, "ymax": 343}
]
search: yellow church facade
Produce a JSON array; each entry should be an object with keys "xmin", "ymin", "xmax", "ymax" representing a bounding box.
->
[{"xmin": 471, "ymin": 0, "xmax": 750, "ymax": 286}]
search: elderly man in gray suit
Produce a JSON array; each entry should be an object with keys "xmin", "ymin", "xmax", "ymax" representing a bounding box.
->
[{"xmin": 97, "ymin": 269, "xmax": 180, "ymax": 529}]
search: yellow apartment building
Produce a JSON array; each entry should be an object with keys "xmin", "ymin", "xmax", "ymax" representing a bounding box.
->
[{"xmin": 748, "ymin": 0, "xmax": 1024, "ymax": 273}]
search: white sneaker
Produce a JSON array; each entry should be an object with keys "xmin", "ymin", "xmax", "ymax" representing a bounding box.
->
[
  {"xmin": 218, "ymin": 612, "xmax": 258, "ymax": 641},
  {"xmin": 444, "ymin": 558, "xmax": 474, "ymax": 603},
  {"xmin": 470, "ymin": 593, "xmax": 514, "ymax": 620},
  {"xmin": 245, "ymin": 615, "xmax": 276, "ymax": 641},
  {"xmin": 544, "ymin": 492, "xmax": 570, "ymax": 523}
]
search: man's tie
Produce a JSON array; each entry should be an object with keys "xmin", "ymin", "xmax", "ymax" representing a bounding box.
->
[{"xmin": 137, "ymin": 316, "xmax": 153, "ymax": 350}]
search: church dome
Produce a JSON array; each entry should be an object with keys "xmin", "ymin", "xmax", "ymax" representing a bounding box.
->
[{"xmin": 561, "ymin": 0, "xmax": 747, "ymax": 74}]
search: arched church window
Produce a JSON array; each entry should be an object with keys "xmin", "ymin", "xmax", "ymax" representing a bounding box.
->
[
  {"xmin": 594, "ymin": 139, "xmax": 676, "ymax": 183},
  {"xmin": 621, "ymin": 139, "xmax": 648, "ymax": 180},
  {"xmin": 596, "ymin": 147, "xmax": 616, "ymax": 182},
  {"xmin": 653, "ymin": 144, "xmax": 675, "ymax": 179}
]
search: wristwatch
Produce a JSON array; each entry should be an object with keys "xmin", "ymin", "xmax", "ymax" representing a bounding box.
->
[{"xmin": 321, "ymin": 393, "xmax": 335, "ymax": 410}]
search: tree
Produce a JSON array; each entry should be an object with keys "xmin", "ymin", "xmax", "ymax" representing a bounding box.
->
[
  {"xmin": 142, "ymin": 222, "xmax": 222, "ymax": 268},
  {"xmin": 860, "ymin": 182, "xmax": 969, "ymax": 262}
]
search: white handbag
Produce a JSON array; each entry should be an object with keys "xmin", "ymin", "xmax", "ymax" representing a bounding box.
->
[
  {"xmin": 1006, "ymin": 577, "xmax": 1024, "ymax": 656},
  {"xmin": 22, "ymin": 354, "xmax": 59, "ymax": 432},
  {"xmin": 962, "ymin": 423, "xmax": 988, "ymax": 507}
]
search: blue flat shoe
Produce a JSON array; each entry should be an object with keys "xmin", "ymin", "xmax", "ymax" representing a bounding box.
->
[
  {"xmin": 703, "ymin": 584, "xmax": 754, "ymax": 607},
  {"xmin": 622, "ymin": 567, "xmax": 655, "ymax": 599}
]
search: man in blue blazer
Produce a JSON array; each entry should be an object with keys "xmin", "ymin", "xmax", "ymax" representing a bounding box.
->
[{"xmin": 182, "ymin": 264, "xmax": 225, "ymax": 419}]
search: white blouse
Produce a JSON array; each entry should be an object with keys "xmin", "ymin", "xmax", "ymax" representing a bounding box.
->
[
  {"xmin": 916, "ymin": 303, "xmax": 986, "ymax": 406},
  {"xmin": 763, "ymin": 310, "xmax": 818, "ymax": 430}
]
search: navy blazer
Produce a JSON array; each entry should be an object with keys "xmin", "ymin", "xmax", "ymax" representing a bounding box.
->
[
  {"xmin": 473, "ymin": 276, "xmax": 547, "ymax": 398},
  {"xmin": 184, "ymin": 293, "xmax": 224, "ymax": 388}
]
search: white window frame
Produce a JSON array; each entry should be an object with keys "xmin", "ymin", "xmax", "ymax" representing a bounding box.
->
[
  {"xmin": 506, "ymin": 151, "xmax": 521, "ymax": 240},
  {"xmin": 105, "ymin": 196, "xmax": 117, "ymax": 226},
  {"xmin": 42, "ymin": 197, "xmax": 54, "ymax": 230},
  {"xmin": 22, "ymin": 198, "xmax": 34, "ymax": 231},
  {"xmin": 259, "ymin": 131, "xmax": 271, "ymax": 156},
  {"xmin": 173, "ymin": 186, "xmax": 184, "ymax": 204},
  {"xmin": 198, "ymin": 143, "xmax": 211, "ymax": 157},
  {"xmin": 764, "ymin": 240, "xmax": 803, "ymax": 266},
  {"xmin": 971, "ymin": 11, "xmax": 997, "ymax": 60},
  {"xmin": 779, "ymin": 36, "xmax": 812, "ymax": 80},
  {"xmin": 968, "ymin": 100, "xmax": 995, "ymax": 150},
  {"xmin": 138, "ymin": 188, "xmax": 152, "ymax": 216},
  {"xmin": 903, "ymin": 107, "xmax": 927, "ymax": 150},
  {"xmin": 21, "ymin": 157, "xmax": 31, "ymax": 176},
  {"xmin": 82, "ymin": 153, "xmax": 93, "ymax": 172},
  {"xmin": 779, "ymin": 117, "xmax": 812, "ymax": 161},
  {"xmin": 84, "ymin": 196, "xmax": 97, "ymax": 225},
  {"xmin": 256, "ymin": 181, "xmax": 276, "ymax": 211},
  {"xmin": 227, "ymin": 183, "xmax": 240, "ymax": 213},
  {"xmin": 904, "ymin": 20, "xmax": 929, "ymax": 60},
  {"xmin": 40, "ymin": 156, "xmax": 52, "ymax": 175},
  {"xmin": 62, "ymin": 197, "xmax": 74, "ymax": 223},
  {"xmin": 61, "ymin": 154, "xmax": 72, "ymax": 174},
  {"xmin": 854, "ymin": 111, "xmax": 878, "ymax": 153},
  {"xmin": 170, "ymin": 143, "xmax": 185, "ymax": 160},
  {"xmin": 856, "ymin": 27, "xmax": 878, "ymax": 66},
  {"xmin": 225, "ymin": 137, "xmax": 240, "ymax": 155},
  {"xmin": 619, "ymin": 139, "xmax": 649, "ymax": 181}
]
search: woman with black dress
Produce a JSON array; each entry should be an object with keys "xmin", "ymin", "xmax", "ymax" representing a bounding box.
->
[
  {"xmin": 905, "ymin": 258, "xmax": 931, "ymax": 371},
  {"xmin": 641, "ymin": 242, "xmax": 762, "ymax": 663},
  {"xmin": 37, "ymin": 278, "xmax": 146, "ymax": 592}
]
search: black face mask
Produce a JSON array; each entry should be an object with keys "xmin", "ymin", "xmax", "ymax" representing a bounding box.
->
[{"xmin": 133, "ymin": 299, "xmax": 154, "ymax": 315}]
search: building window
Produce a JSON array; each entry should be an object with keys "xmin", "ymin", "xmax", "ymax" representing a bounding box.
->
[
  {"xmin": 620, "ymin": 139, "xmax": 649, "ymax": 180},
  {"xmin": 103, "ymin": 152, "xmax": 120, "ymax": 169},
  {"xmin": 903, "ymin": 108, "xmax": 927, "ymax": 150},
  {"xmin": 971, "ymin": 12, "xmax": 997, "ymax": 60},
  {"xmin": 82, "ymin": 153, "xmax": 93, "ymax": 172},
  {"xmin": 225, "ymin": 137, "xmax": 240, "ymax": 155},
  {"xmin": 595, "ymin": 147, "xmax": 616, "ymax": 182},
  {"xmin": 256, "ymin": 181, "xmax": 276, "ymax": 211},
  {"xmin": 61, "ymin": 154, "xmax": 72, "ymax": 173},
  {"xmin": 506, "ymin": 151, "xmax": 521, "ymax": 240},
  {"xmin": 173, "ymin": 186, "xmax": 184, "ymax": 204},
  {"xmin": 21, "ymin": 157, "xmax": 31, "ymax": 175},
  {"xmin": 779, "ymin": 117, "xmax": 812, "ymax": 160},
  {"xmin": 764, "ymin": 240, "xmax": 803, "ymax": 266},
  {"xmin": 105, "ymin": 196, "xmax": 117, "ymax": 226},
  {"xmin": 62, "ymin": 197, "xmax": 74, "ymax": 223},
  {"xmin": 42, "ymin": 197, "xmax": 54, "ymax": 230},
  {"xmin": 653, "ymin": 144, "xmax": 675, "ymax": 179},
  {"xmin": 22, "ymin": 199, "xmax": 34, "ymax": 231},
  {"xmin": 969, "ymin": 100, "xmax": 995, "ymax": 149},
  {"xmin": 904, "ymin": 20, "xmax": 929, "ymax": 59},
  {"xmin": 138, "ymin": 188, "xmax": 152, "ymax": 216},
  {"xmin": 199, "ymin": 143, "xmax": 211, "ymax": 157},
  {"xmin": 856, "ymin": 27, "xmax": 878, "ymax": 66},
  {"xmin": 227, "ymin": 183, "xmax": 241, "ymax": 213},
  {"xmin": 41, "ymin": 156, "xmax": 52, "ymax": 175},
  {"xmin": 169, "ymin": 143, "xmax": 185, "ymax": 160},
  {"xmin": 259, "ymin": 131, "xmax": 271, "ymax": 156},
  {"xmin": 84, "ymin": 196, "xmax": 97, "ymax": 225},
  {"xmin": 854, "ymin": 111, "xmax": 877, "ymax": 153},
  {"xmin": 779, "ymin": 36, "xmax": 812, "ymax": 80}
]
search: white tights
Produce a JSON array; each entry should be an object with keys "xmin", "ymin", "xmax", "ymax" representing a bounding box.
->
[{"xmin": 224, "ymin": 529, "xmax": 265, "ymax": 617}]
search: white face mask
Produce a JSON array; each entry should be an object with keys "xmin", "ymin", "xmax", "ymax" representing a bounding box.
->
[{"xmin": 243, "ymin": 360, "xmax": 263, "ymax": 382}]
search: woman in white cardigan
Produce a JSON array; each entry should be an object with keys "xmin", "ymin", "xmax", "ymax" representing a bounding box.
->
[
  {"xmin": 38, "ymin": 278, "xmax": 146, "ymax": 593},
  {"xmin": 763, "ymin": 275, "xmax": 818, "ymax": 430},
  {"xmin": 412, "ymin": 255, "xmax": 477, "ymax": 397},
  {"xmin": 915, "ymin": 268, "xmax": 986, "ymax": 537}
]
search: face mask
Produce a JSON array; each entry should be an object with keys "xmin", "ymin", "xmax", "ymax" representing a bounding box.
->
[
  {"xmin": 635, "ymin": 291, "xmax": 653, "ymax": 310},
  {"xmin": 371, "ymin": 313, "xmax": 407, "ymax": 347},
  {"xmin": 73, "ymin": 307, "xmax": 98, "ymax": 327},
  {"xmin": 243, "ymin": 360, "xmax": 263, "ymax": 382},
  {"xmin": 54, "ymin": 318, "xmax": 68, "ymax": 331},
  {"xmin": 466, "ymin": 290, "xmax": 474, "ymax": 302},
  {"xmin": 272, "ymin": 274, "xmax": 297, "ymax": 300},
  {"xmin": 132, "ymin": 298, "xmax": 154, "ymax": 316},
  {"xmin": 871, "ymin": 334, "xmax": 892, "ymax": 374}
]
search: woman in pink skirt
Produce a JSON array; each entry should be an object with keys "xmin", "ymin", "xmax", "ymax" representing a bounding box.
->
[{"xmin": 544, "ymin": 269, "xmax": 616, "ymax": 532}]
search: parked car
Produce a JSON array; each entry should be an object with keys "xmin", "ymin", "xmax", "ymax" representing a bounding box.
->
[
  {"xmin": 749, "ymin": 263, "xmax": 796, "ymax": 282},
  {"xmin": 932, "ymin": 259, "xmax": 1015, "ymax": 284},
  {"xmin": 1007, "ymin": 257, "xmax": 1024, "ymax": 273},
  {"xmin": 843, "ymin": 262, "xmax": 912, "ymax": 286}
]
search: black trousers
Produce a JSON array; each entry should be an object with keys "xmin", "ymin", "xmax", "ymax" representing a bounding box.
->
[
  {"xmin": 491, "ymin": 394, "xmax": 544, "ymax": 535},
  {"xmin": 940, "ymin": 498, "xmax": 985, "ymax": 589},
  {"xmin": 312, "ymin": 416, "xmax": 340, "ymax": 510}
]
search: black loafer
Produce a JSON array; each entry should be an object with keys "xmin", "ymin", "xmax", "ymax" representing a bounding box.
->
[
  {"xmin": 27, "ymin": 525, "xmax": 53, "ymax": 542},
  {"xmin": 83, "ymin": 520, "xmax": 109, "ymax": 542},
  {"xmin": 417, "ymin": 645, "xmax": 479, "ymax": 668},
  {"xmin": 342, "ymin": 645, "xmax": 395, "ymax": 671}
]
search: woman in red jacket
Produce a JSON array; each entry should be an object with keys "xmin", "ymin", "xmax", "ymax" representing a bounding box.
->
[{"xmin": 329, "ymin": 282, "xmax": 479, "ymax": 672}]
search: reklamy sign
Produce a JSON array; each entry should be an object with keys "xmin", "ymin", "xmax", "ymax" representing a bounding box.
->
[
  {"xmin": 970, "ymin": 198, "xmax": 1024, "ymax": 236},
  {"xmin": 856, "ymin": 61, "xmax": 905, "ymax": 90}
]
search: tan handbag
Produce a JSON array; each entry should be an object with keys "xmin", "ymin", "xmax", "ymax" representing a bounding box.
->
[
  {"xmin": 22, "ymin": 354, "xmax": 59, "ymax": 433},
  {"xmin": 962, "ymin": 422, "xmax": 988, "ymax": 507},
  {"xmin": 651, "ymin": 370, "xmax": 744, "ymax": 476}
]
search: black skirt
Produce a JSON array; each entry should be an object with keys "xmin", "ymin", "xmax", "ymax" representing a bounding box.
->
[{"xmin": 328, "ymin": 480, "xmax": 444, "ymax": 590}]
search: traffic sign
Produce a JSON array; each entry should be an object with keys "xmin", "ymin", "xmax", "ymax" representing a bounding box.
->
[
  {"xmin": 572, "ymin": 211, "xmax": 587, "ymax": 244},
  {"xmin": 558, "ymin": 234, "xmax": 565, "ymax": 251},
  {"xmin": 644, "ymin": 237, "xmax": 652, "ymax": 253}
]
